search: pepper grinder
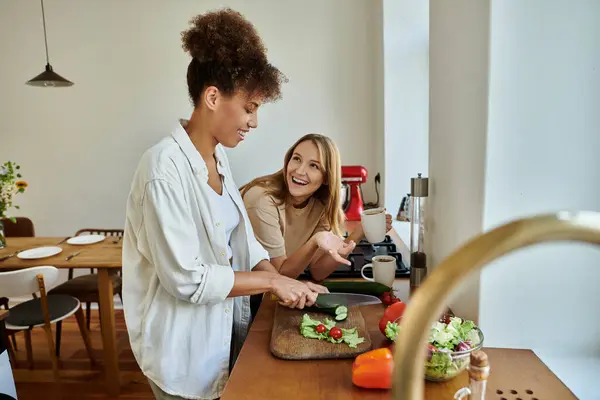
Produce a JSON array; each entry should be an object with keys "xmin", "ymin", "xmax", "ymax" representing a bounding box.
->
[
  {"xmin": 454, "ymin": 350, "xmax": 490, "ymax": 400},
  {"xmin": 409, "ymin": 173, "xmax": 428, "ymax": 295}
]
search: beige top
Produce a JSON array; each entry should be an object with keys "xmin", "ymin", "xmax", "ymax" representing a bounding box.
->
[{"xmin": 243, "ymin": 185, "xmax": 327, "ymax": 258}]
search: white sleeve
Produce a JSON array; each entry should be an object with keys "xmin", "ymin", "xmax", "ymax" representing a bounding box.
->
[{"xmin": 140, "ymin": 178, "xmax": 235, "ymax": 304}]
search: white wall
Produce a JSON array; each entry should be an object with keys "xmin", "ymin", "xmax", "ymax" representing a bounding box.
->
[
  {"xmin": 383, "ymin": 0, "xmax": 429, "ymax": 221},
  {"xmin": 372, "ymin": 1, "xmax": 386, "ymax": 206},
  {"xmin": 428, "ymin": 1, "xmax": 600, "ymax": 397},
  {"xmin": 0, "ymin": 0, "xmax": 382, "ymax": 240},
  {"xmin": 480, "ymin": 0, "xmax": 600, "ymax": 355},
  {"xmin": 427, "ymin": 0, "xmax": 490, "ymax": 322}
]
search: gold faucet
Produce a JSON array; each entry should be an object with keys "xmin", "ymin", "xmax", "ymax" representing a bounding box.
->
[{"xmin": 391, "ymin": 211, "xmax": 600, "ymax": 399}]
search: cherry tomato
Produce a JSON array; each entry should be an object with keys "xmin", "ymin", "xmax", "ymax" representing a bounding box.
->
[
  {"xmin": 426, "ymin": 344, "xmax": 437, "ymax": 361},
  {"xmin": 381, "ymin": 292, "xmax": 392, "ymax": 305},
  {"xmin": 329, "ymin": 327, "xmax": 343, "ymax": 340},
  {"xmin": 315, "ymin": 324, "xmax": 327, "ymax": 334}
]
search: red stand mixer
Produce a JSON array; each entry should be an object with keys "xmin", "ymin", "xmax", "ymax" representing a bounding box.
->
[{"xmin": 341, "ymin": 165, "xmax": 368, "ymax": 221}]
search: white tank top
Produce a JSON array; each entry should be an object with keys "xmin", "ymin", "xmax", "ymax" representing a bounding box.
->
[{"xmin": 205, "ymin": 178, "xmax": 240, "ymax": 261}]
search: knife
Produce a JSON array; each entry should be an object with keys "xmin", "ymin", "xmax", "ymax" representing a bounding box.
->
[
  {"xmin": 56, "ymin": 236, "xmax": 71, "ymax": 245},
  {"xmin": 270, "ymin": 292, "xmax": 382, "ymax": 307},
  {"xmin": 314, "ymin": 292, "xmax": 382, "ymax": 308},
  {"xmin": 0, "ymin": 249, "xmax": 26, "ymax": 262},
  {"xmin": 65, "ymin": 251, "xmax": 82, "ymax": 261}
]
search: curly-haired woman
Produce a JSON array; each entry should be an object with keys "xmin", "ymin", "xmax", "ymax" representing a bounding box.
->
[{"xmin": 122, "ymin": 9, "xmax": 332, "ymax": 400}]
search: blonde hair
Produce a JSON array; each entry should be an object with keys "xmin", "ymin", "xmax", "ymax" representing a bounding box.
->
[{"xmin": 240, "ymin": 133, "xmax": 346, "ymax": 237}]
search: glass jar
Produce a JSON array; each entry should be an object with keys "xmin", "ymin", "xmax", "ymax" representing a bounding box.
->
[{"xmin": 0, "ymin": 219, "xmax": 6, "ymax": 249}]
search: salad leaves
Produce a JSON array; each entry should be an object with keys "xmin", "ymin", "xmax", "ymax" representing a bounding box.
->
[
  {"xmin": 428, "ymin": 317, "xmax": 481, "ymax": 351},
  {"xmin": 384, "ymin": 321, "xmax": 400, "ymax": 342},
  {"xmin": 385, "ymin": 316, "xmax": 480, "ymax": 351},
  {"xmin": 426, "ymin": 351, "xmax": 465, "ymax": 381},
  {"xmin": 299, "ymin": 314, "xmax": 365, "ymax": 348}
]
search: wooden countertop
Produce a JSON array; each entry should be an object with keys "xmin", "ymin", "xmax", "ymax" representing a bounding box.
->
[{"xmin": 221, "ymin": 296, "xmax": 576, "ymax": 399}]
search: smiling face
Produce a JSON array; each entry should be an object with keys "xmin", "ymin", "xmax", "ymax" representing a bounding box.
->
[
  {"xmin": 285, "ymin": 140, "xmax": 326, "ymax": 205},
  {"xmin": 203, "ymin": 87, "xmax": 262, "ymax": 148}
]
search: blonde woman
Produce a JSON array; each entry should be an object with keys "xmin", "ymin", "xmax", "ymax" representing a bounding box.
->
[{"xmin": 241, "ymin": 134, "xmax": 391, "ymax": 284}]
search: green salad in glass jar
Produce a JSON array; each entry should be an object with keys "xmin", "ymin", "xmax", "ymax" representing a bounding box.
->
[{"xmin": 385, "ymin": 316, "xmax": 484, "ymax": 382}]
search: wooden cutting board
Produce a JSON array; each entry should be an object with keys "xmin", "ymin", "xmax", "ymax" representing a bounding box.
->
[{"xmin": 270, "ymin": 303, "xmax": 372, "ymax": 360}]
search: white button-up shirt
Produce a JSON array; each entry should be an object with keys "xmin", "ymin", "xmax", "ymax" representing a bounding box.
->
[{"xmin": 122, "ymin": 120, "xmax": 269, "ymax": 400}]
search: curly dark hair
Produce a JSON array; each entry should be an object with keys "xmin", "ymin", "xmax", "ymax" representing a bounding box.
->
[{"xmin": 181, "ymin": 8, "xmax": 287, "ymax": 107}]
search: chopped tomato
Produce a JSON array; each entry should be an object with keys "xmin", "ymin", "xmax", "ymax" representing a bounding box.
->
[
  {"xmin": 379, "ymin": 301, "xmax": 406, "ymax": 336},
  {"xmin": 381, "ymin": 291, "xmax": 402, "ymax": 306},
  {"xmin": 382, "ymin": 292, "xmax": 392, "ymax": 305},
  {"xmin": 329, "ymin": 327, "xmax": 342, "ymax": 340}
]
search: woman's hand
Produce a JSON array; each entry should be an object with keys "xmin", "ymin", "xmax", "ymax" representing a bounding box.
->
[
  {"xmin": 271, "ymin": 276, "xmax": 318, "ymax": 309},
  {"xmin": 385, "ymin": 212, "xmax": 393, "ymax": 232},
  {"xmin": 303, "ymin": 281, "xmax": 329, "ymax": 294},
  {"xmin": 337, "ymin": 240, "xmax": 356, "ymax": 258},
  {"xmin": 313, "ymin": 231, "xmax": 352, "ymax": 266}
]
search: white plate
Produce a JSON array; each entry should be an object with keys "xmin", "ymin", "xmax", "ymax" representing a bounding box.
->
[
  {"xmin": 17, "ymin": 246, "xmax": 63, "ymax": 260},
  {"xmin": 67, "ymin": 234, "xmax": 106, "ymax": 245}
]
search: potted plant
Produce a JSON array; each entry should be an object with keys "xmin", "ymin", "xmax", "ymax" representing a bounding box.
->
[{"xmin": 0, "ymin": 161, "xmax": 28, "ymax": 248}]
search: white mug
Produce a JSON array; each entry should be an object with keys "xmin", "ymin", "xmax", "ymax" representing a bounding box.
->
[
  {"xmin": 360, "ymin": 255, "xmax": 397, "ymax": 287},
  {"xmin": 360, "ymin": 207, "xmax": 386, "ymax": 243}
]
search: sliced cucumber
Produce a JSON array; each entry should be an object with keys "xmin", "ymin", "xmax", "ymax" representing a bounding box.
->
[
  {"xmin": 335, "ymin": 305, "xmax": 348, "ymax": 316},
  {"xmin": 335, "ymin": 313, "xmax": 348, "ymax": 321},
  {"xmin": 306, "ymin": 304, "xmax": 348, "ymax": 321}
]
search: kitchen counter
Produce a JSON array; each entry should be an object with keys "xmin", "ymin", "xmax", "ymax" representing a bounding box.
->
[
  {"xmin": 221, "ymin": 296, "xmax": 576, "ymax": 399},
  {"xmin": 221, "ymin": 223, "xmax": 576, "ymax": 399}
]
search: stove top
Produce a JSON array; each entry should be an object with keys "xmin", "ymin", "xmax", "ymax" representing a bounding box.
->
[{"xmin": 298, "ymin": 235, "xmax": 410, "ymax": 280}]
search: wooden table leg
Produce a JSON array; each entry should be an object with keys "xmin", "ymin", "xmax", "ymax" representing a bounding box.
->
[{"xmin": 97, "ymin": 268, "xmax": 120, "ymax": 396}]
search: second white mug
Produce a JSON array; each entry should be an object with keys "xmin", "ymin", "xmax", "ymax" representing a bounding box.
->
[
  {"xmin": 360, "ymin": 255, "xmax": 397, "ymax": 287},
  {"xmin": 361, "ymin": 207, "xmax": 387, "ymax": 243}
]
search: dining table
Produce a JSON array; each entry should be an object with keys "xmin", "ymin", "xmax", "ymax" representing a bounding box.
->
[{"xmin": 0, "ymin": 236, "xmax": 123, "ymax": 397}]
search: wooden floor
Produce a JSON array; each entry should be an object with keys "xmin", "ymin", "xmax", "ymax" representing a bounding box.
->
[{"xmin": 9, "ymin": 310, "xmax": 154, "ymax": 399}]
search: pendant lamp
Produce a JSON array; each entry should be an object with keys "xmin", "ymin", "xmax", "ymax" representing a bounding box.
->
[{"xmin": 26, "ymin": 0, "xmax": 73, "ymax": 87}]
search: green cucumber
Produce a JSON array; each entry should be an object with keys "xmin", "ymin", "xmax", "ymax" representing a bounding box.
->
[
  {"xmin": 321, "ymin": 280, "xmax": 392, "ymax": 296},
  {"xmin": 306, "ymin": 303, "xmax": 349, "ymax": 321}
]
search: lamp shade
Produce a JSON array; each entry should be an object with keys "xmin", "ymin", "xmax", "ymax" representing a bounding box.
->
[
  {"xmin": 27, "ymin": 0, "xmax": 74, "ymax": 87},
  {"xmin": 26, "ymin": 63, "xmax": 73, "ymax": 87}
]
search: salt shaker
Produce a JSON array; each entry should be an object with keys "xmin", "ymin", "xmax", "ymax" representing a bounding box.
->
[{"xmin": 454, "ymin": 350, "xmax": 490, "ymax": 400}]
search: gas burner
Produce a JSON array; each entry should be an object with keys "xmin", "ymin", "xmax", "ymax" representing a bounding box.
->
[{"xmin": 298, "ymin": 235, "xmax": 410, "ymax": 280}]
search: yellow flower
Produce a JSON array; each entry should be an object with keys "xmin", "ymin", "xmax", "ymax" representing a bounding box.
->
[{"xmin": 15, "ymin": 180, "xmax": 28, "ymax": 189}]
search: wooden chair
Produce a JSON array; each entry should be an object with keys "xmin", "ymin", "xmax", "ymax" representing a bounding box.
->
[
  {"xmin": 48, "ymin": 228, "xmax": 123, "ymax": 357},
  {"xmin": 0, "ymin": 297, "xmax": 18, "ymax": 351},
  {"xmin": 0, "ymin": 266, "xmax": 95, "ymax": 394},
  {"xmin": 0, "ymin": 217, "xmax": 35, "ymax": 237},
  {"xmin": 0, "ymin": 217, "xmax": 35, "ymax": 352}
]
